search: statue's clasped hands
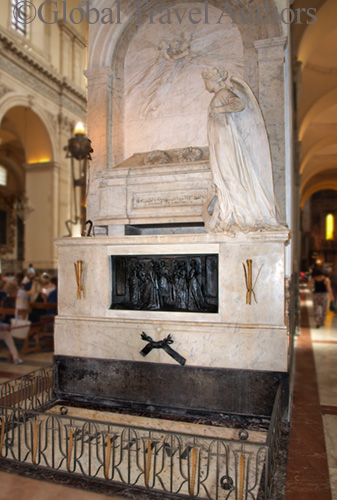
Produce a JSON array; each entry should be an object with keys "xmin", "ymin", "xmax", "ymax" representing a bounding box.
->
[
  {"xmin": 209, "ymin": 107, "xmax": 219, "ymax": 118},
  {"xmin": 209, "ymin": 101, "xmax": 229, "ymax": 118}
]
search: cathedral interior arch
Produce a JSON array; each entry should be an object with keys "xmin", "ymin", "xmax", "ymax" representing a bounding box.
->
[
  {"xmin": 0, "ymin": 103, "xmax": 56, "ymax": 270},
  {"xmin": 293, "ymin": 0, "xmax": 337, "ymax": 266}
]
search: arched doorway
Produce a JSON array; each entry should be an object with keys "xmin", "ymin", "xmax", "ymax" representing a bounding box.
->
[
  {"xmin": 0, "ymin": 104, "xmax": 55, "ymax": 273},
  {"xmin": 293, "ymin": 0, "xmax": 337, "ymax": 271}
]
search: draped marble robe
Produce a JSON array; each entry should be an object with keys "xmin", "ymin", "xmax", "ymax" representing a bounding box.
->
[{"xmin": 203, "ymin": 75, "xmax": 284, "ymax": 234}]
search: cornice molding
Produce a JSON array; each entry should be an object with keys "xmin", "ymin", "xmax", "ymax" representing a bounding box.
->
[{"xmin": 0, "ymin": 29, "xmax": 86, "ymax": 104}]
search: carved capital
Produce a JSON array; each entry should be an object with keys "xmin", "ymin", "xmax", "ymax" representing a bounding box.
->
[
  {"xmin": 0, "ymin": 82, "xmax": 12, "ymax": 99},
  {"xmin": 58, "ymin": 113, "xmax": 75, "ymax": 136},
  {"xmin": 45, "ymin": 110, "xmax": 58, "ymax": 131},
  {"xmin": 84, "ymin": 67, "xmax": 114, "ymax": 88},
  {"xmin": 254, "ymin": 36, "xmax": 288, "ymax": 60}
]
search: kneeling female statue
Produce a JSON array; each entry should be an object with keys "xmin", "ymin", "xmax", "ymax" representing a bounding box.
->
[{"xmin": 202, "ymin": 67, "xmax": 285, "ymax": 234}]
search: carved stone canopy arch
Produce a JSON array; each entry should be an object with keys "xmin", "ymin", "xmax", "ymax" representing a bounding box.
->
[
  {"xmin": 86, "ymin": 0, "xmax": 287, "ymax": 223},
  {"xmin": 88, "ymin": 0, "xmax": 283, "ymax": 167},
  {"xmin": 88, "ymin": 0, "xmax": 282, "ymax": 70}
]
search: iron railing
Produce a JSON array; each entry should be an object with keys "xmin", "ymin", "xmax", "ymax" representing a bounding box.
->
[
  {"xmin": 0, "ymin": 367, "xmax": 282, "ymax": 500},
  {"xmin": 0, "ymin": 367, "xmax": 53, "ymax": 410}
]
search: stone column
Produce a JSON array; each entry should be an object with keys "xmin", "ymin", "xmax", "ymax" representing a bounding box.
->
[
  {"xmin": 24, "ymin": 161, "xmax": 60, "ymax": 270},
  {"xmin": 84, "ymin": 67, "xmax": 114, "ymax": 222},
  {"xmin": 84, "ymin": 66, "xmax": 113, "ymax": 173},
  {"xmin": 254, "ymin": 37, "xmax": 287, "ymax": 217}
]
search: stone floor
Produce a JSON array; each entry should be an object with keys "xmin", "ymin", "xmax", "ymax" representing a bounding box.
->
[
  {"xmin": 285, "ymin": 287, "xmax": 335, "ymax": 500},
  {"xmin": 0, "ymin": 470, "xmax": 112, "ymax": 500},
  {"xmin": 0, "ymin": 287, "xmax": 335, "ymax": 499}
]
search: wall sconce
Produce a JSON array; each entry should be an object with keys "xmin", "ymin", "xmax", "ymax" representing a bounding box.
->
[
  {"xmin": 64, "ymin": 122, "xmax": 93, "ymax": 237},
  {"xmin": 15, "ymin": 196, "xmax": 34, "ymax": 221}
]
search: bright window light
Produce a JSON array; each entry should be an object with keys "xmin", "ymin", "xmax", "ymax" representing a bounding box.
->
[
  {"xmin": 11, "ymin": 0, "xmax": 28, "ymax": 36},
  {"xmin": 326, "ymin": 213, "xmax": 334, "ymax": 240},
  {"xmin": 0, "ymin": 166, "xmax": 7, "ymax": 187}
]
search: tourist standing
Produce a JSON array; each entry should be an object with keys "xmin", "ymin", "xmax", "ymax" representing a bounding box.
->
[{"xmin": 308, "ymin": 268, "xmax": 335, "ymax": 328}]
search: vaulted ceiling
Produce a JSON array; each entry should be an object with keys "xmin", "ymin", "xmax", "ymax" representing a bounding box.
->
[{"xmin": 293, "ymin": 0, "xmax": 337, "ymax": 205}]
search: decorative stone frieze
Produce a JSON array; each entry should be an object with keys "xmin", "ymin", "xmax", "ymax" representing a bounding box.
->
[{"xmin": 0, "ymin": 30, "xmax": 86, "ymax": 115}]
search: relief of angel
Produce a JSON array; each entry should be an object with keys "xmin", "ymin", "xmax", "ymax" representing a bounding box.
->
[
  {"xmin": 125, "ymin": 21, "xmax": 243, "ymax": 118},
  {"xmin": 126, "ymin": 33, "xmax": 192, "ymax": 117},
  {"xmin": 202, "ymin": 67, "xmax": 285, "ymax": 234}
]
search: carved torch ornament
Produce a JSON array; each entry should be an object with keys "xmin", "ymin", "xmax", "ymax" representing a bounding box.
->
[
  {"xmin": 74, "ymin": 260, "xmax": 83, "ymax": 300},
  {"xmin": 242, "ymin": 259, "xmax": 263, "ymax": 305}
]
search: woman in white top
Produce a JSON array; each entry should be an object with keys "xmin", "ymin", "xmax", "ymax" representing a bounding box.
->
[{"xmin": 41, "ymin": 273, "xmax": 56, "ymax": 298}]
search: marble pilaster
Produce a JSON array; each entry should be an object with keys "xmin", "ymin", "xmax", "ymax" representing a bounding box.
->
[
  {"xmin": 84, "ymin": 66, "xmax": 114, "ymax": 172},
  {"xmin": 254, "ymin": 37, "xmax": 288, "ymax": 217},
  {"xmin": 24, "ymin": 161, "xmax": 60, "ymax": 269}
]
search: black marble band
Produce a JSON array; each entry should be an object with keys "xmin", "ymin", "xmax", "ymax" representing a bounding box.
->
[{"xmin": 53, "ymin": 355, "xmax": 288, "ymax": 420}]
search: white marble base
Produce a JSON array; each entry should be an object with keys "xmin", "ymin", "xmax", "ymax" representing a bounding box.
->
[
  {"xmin": 55, "ymin": 317, "xmax": 287, "ymax": 371},
  {"xmin": 55, "ymin": 231, "xmax": 289, "ymax": 372}
]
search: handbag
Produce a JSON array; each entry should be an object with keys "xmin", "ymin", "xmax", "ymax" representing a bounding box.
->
[
  {"xmin": 329, "ymin": 301, "xmax": 336, "ymax": 312},
  {"xmin": 10, "ymin": 318, "xmax": 31, "ymax": 339}
]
